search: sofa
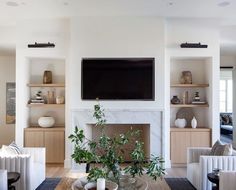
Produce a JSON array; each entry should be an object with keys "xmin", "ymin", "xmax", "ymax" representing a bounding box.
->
[
  {"xmin": 220, "ymin": 113, "xmax": 233, "ymax": 135},
  {"xmin": 0, "ymin": 147, "xmax": 45, "ymax": 190},
  {"xmin": 187, "ymin": 147, "xmax": 236, "ymax": 190},
  {"xmin": 0, "ymin": 169, "xmax": 7, "ymax": 190}
]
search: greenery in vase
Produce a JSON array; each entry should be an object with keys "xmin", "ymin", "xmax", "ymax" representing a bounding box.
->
[{"xmin": 69, "ymin": 100, "xmax": 165, "ymax": 182}]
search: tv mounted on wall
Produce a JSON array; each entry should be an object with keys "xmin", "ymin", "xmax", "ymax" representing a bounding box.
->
[{"xmin": 81, "ymin": 58, "xmax": 155, "ymax": 100}]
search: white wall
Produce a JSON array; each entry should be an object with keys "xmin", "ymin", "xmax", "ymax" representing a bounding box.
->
[
  {"xmin": 221, "ymin": 55, "xmax": 236, "ymax": 67},
  {"xmin": 165, "ymin": 18, "xmax": 220, "ymax": 167},
  {"xmin": 69, "ymin": 16, "xmax": 165, "ymax": 109},
  {"xmin": 15, "ymin": 19, "xmax": 69, "ymax": 147},
  {"xmin": 0, "ymin": 56, "xmax": 15, "ymax": 146}
]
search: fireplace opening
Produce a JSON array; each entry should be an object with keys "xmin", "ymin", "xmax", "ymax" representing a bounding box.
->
[{"xmin": 89, "ymin": 124, "xmax": 150, "ymax": 161}]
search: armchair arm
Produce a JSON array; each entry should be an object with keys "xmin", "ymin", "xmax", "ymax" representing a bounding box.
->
[
  {"xmin": 21, "ymin": 147, "xmax": 45, "ymax": 164},
  {"xmin": 219, "ymin": 171, "xmax": 236, "ymax": 190},
  {"xmin": 0, "ymin": 170, "xmax": 7, "ymax": 190},
  {"xmin": 187, "ymin": 147, "xmax": 211, "ymax": 163}
]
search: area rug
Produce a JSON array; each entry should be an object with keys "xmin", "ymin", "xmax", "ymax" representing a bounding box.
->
[
  {"xmin": 165, "ymin": 178, "xmax": 197, "ymax": 190},
  {"xmin": 36, "ymin": 178, "xmax": 61, "ymax": 190},
  {"xmin": 36, "ymin": 177, "xmax": 196, "ymax": 190}
]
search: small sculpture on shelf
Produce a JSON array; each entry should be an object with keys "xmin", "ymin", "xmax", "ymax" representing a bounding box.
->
[
  {"xmin": 180, "ymin": 71, "xmax": 192, "ymax": 84},
  {"xmin": 182, "ymin": 91, "xmax": 189, "ymax": 104},
  {"xmin": 47, "ymin": 91, "xmax": 55, "ymax": 104},
  {"xmin": 192, "ymin": 92, "xmax": 206, "ymax": 105},
  {"xmin": 29, "ymin": 91, "xmax": 45, "ymax": 104}
]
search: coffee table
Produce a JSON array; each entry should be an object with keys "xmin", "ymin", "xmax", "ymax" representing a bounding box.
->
[
  {"xmin": 7, "ymin": 172, "xmax": 20, "ymax": 190},
  {"xmin": 207, "ymin": 173, "xmax": 219, "ymax": 190},
  {"xmin": 55, "ymin": 174, "xmax": 170, "ymax": 190}
]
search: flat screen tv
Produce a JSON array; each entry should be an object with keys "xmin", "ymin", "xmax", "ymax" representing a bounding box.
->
[{"xmin": 81, "ymin": 58, "xmax": 155, "ymax": 100}]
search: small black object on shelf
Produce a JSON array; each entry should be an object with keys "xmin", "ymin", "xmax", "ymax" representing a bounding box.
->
[
  {"xmin": 180, "ymin": 42, "xmax": 208, "ymax": 48},
  {"xmin": 28, "ymin": 42, "xmax": 55, "ymax": 48}
]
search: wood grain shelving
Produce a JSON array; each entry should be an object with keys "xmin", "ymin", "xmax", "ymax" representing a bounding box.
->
[
  {"xmin": 170, "ymin": 84, "xmax": 209, "ymax": 88},
  {"xmin": 27, "ymin": 104, "xmax": 65, "ymax": 108},
  {"xmin": 170, "ymin": 104, "xmax": 209, "ymax": 108},
  {"xmin": 27, "ymin": 83, "xmax": 65, "ymax": 87}
]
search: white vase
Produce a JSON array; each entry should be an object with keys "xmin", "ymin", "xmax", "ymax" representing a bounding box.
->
[
  {"xmin": 38, "ymin": 116, "xmax": 55, "ymax": 128},
  {"xmin": 191, "ymin": 117, "xmax": 197, "ymax": 128},
  {"xmin": 174, "ymin": 118, "xmax": 187, "ymax": 128}
]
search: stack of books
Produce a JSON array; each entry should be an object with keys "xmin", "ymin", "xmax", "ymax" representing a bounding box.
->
[
  {"xmin": 29, "ymin": 99, "xmax": 45, "ymax": 104},
  {"xmin": 192, "ymin": 101, "xmax": 206, "ymax": 105}
]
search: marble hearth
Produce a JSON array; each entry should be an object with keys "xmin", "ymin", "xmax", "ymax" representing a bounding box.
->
[{"xmin": 70, "ymin": 109, "xmax": 163, "ymax": 169}]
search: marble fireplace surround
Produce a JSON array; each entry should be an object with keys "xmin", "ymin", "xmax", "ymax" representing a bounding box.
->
[{"xmin": 70, "ymin": 109, "xmax": 163, "ymax": 169}]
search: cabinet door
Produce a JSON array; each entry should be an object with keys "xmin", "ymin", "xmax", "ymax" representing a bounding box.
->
[
  {"xmin": 45, "ymin": 131, "xmax": 65, "ymax": 163},
  {"xmin": 191, "ymin": 131, "xmax": 211, "ymax": 147},
  {"xmin": 170, "ymin": 132, "xmax": 191, "ymax": 164},
  {"xmin": 24, "ymin": 131, "xmax": 44, "ymax": 147}
]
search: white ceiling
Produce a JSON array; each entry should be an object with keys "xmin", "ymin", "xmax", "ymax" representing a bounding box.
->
[
  {"xmin": 0, "ymin": 0, "xmax": 235, "ymax": 19},
  {"xmin": 0, "ymin": 0, "xmax": 236, "ymax": 56}
]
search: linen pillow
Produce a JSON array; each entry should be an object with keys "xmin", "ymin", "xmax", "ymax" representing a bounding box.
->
[
  {"xmin": 9, "ymin": 141, "xmax": 22, "ymax": 154},
  {"xmin": 210, "ymin": 140, "xmax": 233, "ymax": 156},
  {"xmin": 0, "ymin": 141, "xmax": 22, "ymax": 156}
]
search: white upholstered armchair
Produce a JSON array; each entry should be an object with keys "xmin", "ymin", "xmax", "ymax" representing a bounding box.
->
[
  {"xmin": 187, "ymin": 147, "xmax": 236, "ymax": 190},
  {"xmin": 0, "ymin": 147, "xmax": 45, "ymax": 190}
]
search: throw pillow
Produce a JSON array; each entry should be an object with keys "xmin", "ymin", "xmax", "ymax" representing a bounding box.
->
[
  {"xmin": 210, "ymin": 140, "xmax": 233, "ymax": 156},
  {"xmin": 0, "ymin": 141, "xmax": 22, "ymax": 156},
  {"xmin": 222, "ymin": 115, "xmax": 230, "ymax": 125},
  {"xmin": 1, "ymin": 145, "xmax": 18, "ymax": 156},
  {"xmin": 9, "ymin": 141, "xmax": 22, "ymax": 154}
]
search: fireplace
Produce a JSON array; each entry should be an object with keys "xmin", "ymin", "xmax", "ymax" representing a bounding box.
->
[
  {"xmin": 69, "ymin": 109, "xmax": 163, "ymax": 169},
  {"xmin": 89, "ymin": 124, "xmax": 150, "ymax": 161}
]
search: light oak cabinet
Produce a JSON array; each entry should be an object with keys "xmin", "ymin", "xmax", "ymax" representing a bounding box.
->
[
  {"xmin": 170, "ymin": 128, "xmax": 211, "ymax": 166},
  {"xmin": 24, "ymin": 127, "xmax": 65, "ymax": 164}
]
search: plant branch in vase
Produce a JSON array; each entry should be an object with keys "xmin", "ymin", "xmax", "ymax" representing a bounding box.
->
[{"xmin": 69, "ymin": 100, "xmax": 165, "ymax": 188}]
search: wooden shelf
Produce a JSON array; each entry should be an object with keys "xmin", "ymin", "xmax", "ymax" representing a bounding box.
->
[
  {"xmin": 170, "ymin": 84, "xmax": 209, "ymax": 88},
  {"xmin": 25, "ymin": 126, "xmax": 65, "ymax": 131},
  {"xmin": 27, "ymin": 83, "xmax": 65, "ymax": 87},
  {"xmin": 170, "ymin": 127, "xmax": 211, "ymax": 132},
  {"xmin": 170, "ymin": 104, "xmax": 209, "ymax": 108},
  {"xmin": 27, "ymin": 104, "xmax": 65, "ymax": 108}
]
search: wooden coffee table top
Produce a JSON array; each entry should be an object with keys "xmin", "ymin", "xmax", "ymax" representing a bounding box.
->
[{"xmin": 55, "ymin": 173, "xmax": 170, "ymax": 190}]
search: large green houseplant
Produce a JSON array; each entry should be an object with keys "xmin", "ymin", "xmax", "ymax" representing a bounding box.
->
[{"xmin": 69, "ymin": 101, "xmax": 165, "ymax": 183}]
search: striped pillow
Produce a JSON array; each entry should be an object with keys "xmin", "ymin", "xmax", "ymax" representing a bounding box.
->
[{"xmin": 8, "ymin": 141, "xmax": 22, "ymax": 154}]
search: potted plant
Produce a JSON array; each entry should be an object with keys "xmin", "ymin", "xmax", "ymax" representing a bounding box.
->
[{"xmin": 69, "ymin": 100, "xmax": 165, "ymax": 187}]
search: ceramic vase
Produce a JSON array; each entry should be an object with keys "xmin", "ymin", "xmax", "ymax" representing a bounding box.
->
[
  {"xmin": 174, "ymin": 118, "xmax": 187, "ymax": 128},
  {"xmin": 191, "ymin": 117, "xmax": 197, "ymax": 128},
  {"xmin": 171, "ymin": 96, "xmax": 181, "ymax": 104},
  {"xmin": 43, "ymin": 70, "xmax": 52, "ymax": 84},
  {"xmin": 38, "ymin": 116, "xmax": 55, "ymax": 128}
]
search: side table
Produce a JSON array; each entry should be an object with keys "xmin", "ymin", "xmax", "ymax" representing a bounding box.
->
[
  {"xmin": 7, "ymin": 172, "xmax": 20, "ymax": 190},
  {"xmin": 207, "ymin": 173, "xmax": 219, "ymax": 190}
]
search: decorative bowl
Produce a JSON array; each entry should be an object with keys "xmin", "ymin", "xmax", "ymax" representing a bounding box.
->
[{"xmin": 38, "ymin": 116, "xmax": 55, "ymax": 128}]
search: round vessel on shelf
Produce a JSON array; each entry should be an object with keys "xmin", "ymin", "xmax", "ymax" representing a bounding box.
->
[
  {"xmin": 38, "ymin": 116, "xmax": 55, "ymax": 128},
  {"xmin": 174, "ymin": 118, "xmax": 187, "ymax": 128},
  {"xmin": 171, "ymin": 96, "xmax": 181, "ymax": 104}
]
